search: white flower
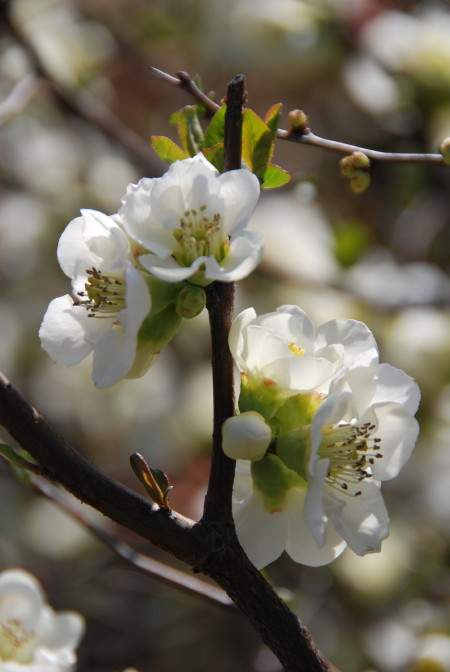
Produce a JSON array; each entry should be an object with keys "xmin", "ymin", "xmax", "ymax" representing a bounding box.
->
[
  {"xmin": 39, "ymin": 209, "xmax": 151, "ymax": 388},
  {"xmin": 118, "ymin": 154, "xmax": 262, "ymax": 285},
  {"xmin": 0, "ymin": 569, "xmax": 84, "ymax": 671},
  {"xmin": 230, "ymin": 305, "xmax": 378, "ymax": 396},
  {"xmin": 229, "ymin": 361, "xmax": 419, "ymax": 568}
]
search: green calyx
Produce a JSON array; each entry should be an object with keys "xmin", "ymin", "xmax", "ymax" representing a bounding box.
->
[
  {"xmin": 271, "ymin": 392, "xmax": 322, "ymax": 435},
  {"xmin": 238, "ymin": 374, "xmax": 288, "ymax": 424},
  {"xmin": 251, "ymin": 454, "xmax": 305, "ymax": 513},
  {"xmin": 175, "ymin": 285, "xmax": 206, "ymax": 319},
  {"xmin": 276, "ymin": 426, "xmax": 310, "ymax": 480}
]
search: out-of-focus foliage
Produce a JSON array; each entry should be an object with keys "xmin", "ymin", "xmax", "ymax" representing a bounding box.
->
[{"xmin": 0, "ymin": 1, "xmax": 449, "ymax": 671}]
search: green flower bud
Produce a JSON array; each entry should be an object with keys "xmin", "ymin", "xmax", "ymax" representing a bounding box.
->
[
  {"xmin": 176, "ymin": 285, "xmax": 206, "ymax": 319},
  {"xmin": 349, "ymin": 169, "xmax": 371, "ymax": 194},
  {"xmin": 288, "ymin": 109, "xmax": 308, "ymax": 132},
  {"xmin": 251, "ymin": 454, "xmax": 305, "ymax": 513}
]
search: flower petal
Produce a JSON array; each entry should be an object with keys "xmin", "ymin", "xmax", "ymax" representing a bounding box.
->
[
  {"xmin": 371, "ymin": 363, "xmax": 420, "ymax": 415},
  {"xmin": 368, "ymin": 403, "xmax": 420, "ymax": 481},
  {"xmin": 218, "ymin": 168, "xmax": 261, "ymax": 236},
  {"xmin": 315, "ymin": 319, "xmax": 379, "ymax": 369},
  {"xmin": 202, "ymin": 231, "xmax": 264, "ymax": 282},
  {"xmin": 234, "ymin": 492, "xmax": 289, "ymax": 569},
  {"xmin": 285, "ymin": 489, "xmax": 347, "ymax": 566},
  {"xmin": 327, "ymin": 481, "xmax": 390, "ymax": 556},
  {"xmin": 39, "ymin": 296, "xmax": 100, "ymax": 366}
]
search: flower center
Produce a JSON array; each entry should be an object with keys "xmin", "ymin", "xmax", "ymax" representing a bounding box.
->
[
  {"xmin": 0, "ymin": 618, "xmax": 36, "ymax": 662},
  {"xmin": 288, "ymin": 342, "xmax": 305, "ymax": 357},
  {"xmin": 173, "ymin": 206, "xmax": 227, "ymax": 267},
  {"xmin": 319, "ymin": 422, "xmax": 382, "ymax": 496},
  {"xmin": 75, "ymin": 267, "xmax": 126, "ymax": 319}
]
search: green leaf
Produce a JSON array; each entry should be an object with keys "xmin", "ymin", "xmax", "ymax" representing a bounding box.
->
[
  {"xmin": 203, "ymin": 104, "xmax": 226, "ymax": 149},
  {"xmin": 256, "ymin": 163, "xmax": 291, "ymax": 189},
  {"xmin": 201, "ymin": 143, "xmax": 224, "ymax": 172},
  {"xmin": 264, "ymin": 103, "xmax": 282, "ymax": 141},
  {"xmin": 151, "ymin": 136, "xmax": 188, "ymax": 164},
  {"xmin": 177, "ymin": 106, "xmax": 204, "ymax": 156},
  {"xmin": 242, "ymin": 109, "xmax": 273, "ymax": 172}
]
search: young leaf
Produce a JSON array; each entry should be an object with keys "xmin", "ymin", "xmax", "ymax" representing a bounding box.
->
[
  {"xmin": 242, "ymin": 109, "xmax": 273, "ymax": 172},
  {"xmin": 256, "ymin": 163, "xmax": 291, "ymax": 189},
  {"xmin": 177, "ymin": 106, "xmax": 204, "ymax": 156},
  {"xmin": 203, "ymin": 104, "xmax": 226, "ymax": 149},
  {"xmin": 151, "ymin": 136, "xmax": 188, "ymax": 164},
  {"xmin": 202, "ymin": 143, "xmax": 224, "ymax": 172},
  {"xmin": 264, "ymin": 103, "xmax": 283, "ymax": 141}
]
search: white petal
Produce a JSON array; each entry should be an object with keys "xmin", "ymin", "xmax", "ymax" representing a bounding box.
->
[
  {"xmin": 237, "ymin": 324, "xmax": 294, "ymax": 375},
  {"xmin": 120, "ymin": 263, "xmax": 151, "ymax": 335},
  {"xmin": 327, "ymin": 481, "xmax": 390, "ymax": 556},
  {"xmin": 57, "ymin": 216, "xmax": 100, "ymax": 280},
  {"xmin": 39, "ymin": 296, "xmax": 101, "ymax": 366},
  {"xmin": 92, "ymin": 329, "xmax": 137, "ymax": 388},
  {"xmin": 139, "ymin": 253, "xmax": 207, "ymax": 282},
  {"xmin": 234, "ymin": 492, "xmax": 289, "ymax": 569},
  {"xmin": 228, "ymin": 308, "xmax": 257, "ymax": 370},
  {"xmin": 218, "ymin": 169, "xmax": 261, "ymax": 236},
  {"xmin": 369, "ymin": 403, "xmax": 420, "ymax": 481},
  {"xmin": 222, "ymin": 412, "xmax": 271, "ymax": 460},
  {"xmin": 256, "ymin": 306, "xmax": 316, "ymax": 351},
  {"xmin": 304, "ymin": 458, "xmax": 330, "ymax": 546},
  {"xmin": 371, "ymin": 363, "xmax": 420, "ymax": 415},
  {"xmin": 264, "ymin": 355, "xmax": 337, "ymax": 393},
  {"xmin": 202, "ymin": 231, "xmax": 264, "ymax": 282},
  {"xmin": 315, "ymin": 319, "xmax": 379, "ymax": 369},
  {"xmin": 119, "ymin": 178, "xmax": 175, "ymax": 255},
  {"xmin": 285, "ymin": 489, "xmax": 347, "ymax": 566}
]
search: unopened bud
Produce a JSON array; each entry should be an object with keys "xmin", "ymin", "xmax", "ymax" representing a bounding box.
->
[
  {"xmin": 288, "ymin": 109, "xmax": 308, "ymax": 132},
  {"xmin": 439, "ymin": 137, "xmax": 450, "ymax": 165},
  {"xmin": 349, "ymin": 169, "xmax": 371, "ymax": 194},
  {"xmin": 176, "ymin": 285, "xmax": 206, "ymax": 319}
]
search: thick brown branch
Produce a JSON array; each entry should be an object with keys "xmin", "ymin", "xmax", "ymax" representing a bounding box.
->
[
  {"xmin": 0, "ymin": 372, "xmax": 205, "ymax": 565},
  {"xmin": 32, "ymin": 478, "xmax": 234, "ymax": 611},
  {"xmin": 152, "ymin": 67, "xmax": 447, "ymax": 166}
]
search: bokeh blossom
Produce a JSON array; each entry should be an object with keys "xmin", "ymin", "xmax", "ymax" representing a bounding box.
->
[
  {"xmin": 0, "ymin": 568, "xmax": 84, "ymax": 671},
  {"xmin": 224, "ymin": 306, "xmax": 420, "ymax": 568},
  {"xmin": 119, "ymin": 153, "xmax": 262, "ymax": 286}
]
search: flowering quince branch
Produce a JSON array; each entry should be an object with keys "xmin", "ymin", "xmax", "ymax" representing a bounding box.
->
[{"xmin": 151, "ymin": 67, "xmax": 449, "ymax": 168}]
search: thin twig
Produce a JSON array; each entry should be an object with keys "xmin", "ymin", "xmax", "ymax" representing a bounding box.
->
[
  {"xmin": 32, "ymin": 478, "xmax": 235, "ymax": 611},
  {"xmin": 0, "ymin": 73, "xmax": 44, "ymax": 126},
  {"xmin": 151, "ymin": 67, "xmax": 446, "ymax": 165}
]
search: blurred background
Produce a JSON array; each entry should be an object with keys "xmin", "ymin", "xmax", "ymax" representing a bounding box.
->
[{"xmin": 0, "ymin": 0, "xmax": 450, "ymax": 670}]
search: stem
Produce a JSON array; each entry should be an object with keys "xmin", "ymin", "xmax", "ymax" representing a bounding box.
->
[
  {"xmin": 152, "ymin": 67, "xmax": 447, "ymax": 166},
  {"xmin": 201, "ymin": 74, "xmax": 245, "ymax": 524}
]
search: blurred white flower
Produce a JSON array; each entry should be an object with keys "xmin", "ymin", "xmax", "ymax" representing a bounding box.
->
[
  {"xmin": 119, "ymin": 154, "xmax": 262, "ymax": 285},
  {"xmin": 39, "ymin": 209, "xmax": 151, "ymax": 388},
  {"xmin": 0, "ymin": 568, "xmax": 84, "ymax": 671},
  {"xmin": 226, "ymin": 306, "xmax": 420, "ymax": 568}
]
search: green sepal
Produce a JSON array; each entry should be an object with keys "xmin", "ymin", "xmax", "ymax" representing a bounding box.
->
[
  {"xmin": 127, "ymin": 301, "xmax": 182, "ymax": 379},
  {"xmin": 251, "ymin": 454, "xmax": 304, "ymax": 513},
  {"xmin": 271, "ymin": 392, "xmax": 322, "ymax": 435},
  {"xmin": 175, "ymin": 285, "xmax": 206, "ymax": 319},
  {"xmin": 242, "ymin": 109, "xmax": 273, "ymax": 172},
  {"xmin": 151, "ymin": 136, "xmax": 188, "ymax": 164},
  {"xmin": 264, "ymin": 103, "xmax": 283, "ymax": 141},
  {"xmin": 256, "ymin": 163, "xmax": 291, "ymax": 189},
  {"xmin": 238, "ymin": 374, "xmax": 287, "ymax": 426},
  {"xmin": 201, "ymin": 143, "xmax": 224, "ymax": 172},
  {"xmin": 145, "ymin": 276, "xmax": 186, "ymax": 314},
  {"xmin": 203, "ymin": 104, "xmax": 226, "ymax": 149},
  {"xmin": 276, "ymin": 427, "xmax": 310, "ymax": 480}
]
